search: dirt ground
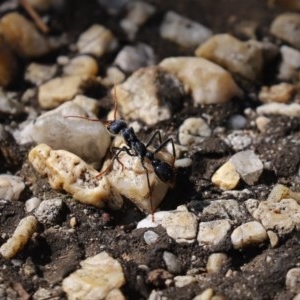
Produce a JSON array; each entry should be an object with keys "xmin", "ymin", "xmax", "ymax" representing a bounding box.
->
[{"xmin": 1, "ymin": 0, "xmax": 300, "ymax": 299}]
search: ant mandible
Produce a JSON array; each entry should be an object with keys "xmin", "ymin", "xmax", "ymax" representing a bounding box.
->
[{"xmin": 66, "ymin": 87, "xmax": 176, "ymax": 217}]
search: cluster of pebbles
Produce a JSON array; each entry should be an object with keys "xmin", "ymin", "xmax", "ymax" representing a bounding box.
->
[{"xmin": 1, "ymin": 0, "xmax": 300, "ymax": 299}]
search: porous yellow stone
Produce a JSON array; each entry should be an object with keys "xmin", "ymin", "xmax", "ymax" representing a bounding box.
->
[{"xmin": 28, "ymin": 144, "xmax": 111, "ymax": 207}]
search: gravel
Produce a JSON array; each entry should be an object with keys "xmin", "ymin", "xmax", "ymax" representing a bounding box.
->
[{"xmin": 1, "ymin": 1, "xmax": 300, "ymax": 299}]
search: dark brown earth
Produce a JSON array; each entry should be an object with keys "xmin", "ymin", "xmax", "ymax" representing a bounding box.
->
[{"xmin": 1, "ymin": 0, "xmax": 300, "ymax": 299}]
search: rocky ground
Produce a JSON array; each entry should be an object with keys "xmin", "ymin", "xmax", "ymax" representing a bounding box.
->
[{"xmin": 1, "ymin": 0, "xmax": 300, "ymax": 299}]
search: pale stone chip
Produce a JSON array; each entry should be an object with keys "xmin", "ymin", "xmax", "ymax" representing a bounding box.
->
[
  {"xmin": 0, "ymin": 216, "xmax": 38, "ymax": 259},
  {"xmin": 76, "ymin": 24, "xmax": 118, "ymax": 57},
  {"xmin": 115, "ymin": 66, "xmax": 185, "ymax": 125},
  {"xmin": 161, "ymin": 211, "xmax": 198, "ymax": 243},
  {"xmin": 197, "ymin": 219, "xmax": 231, "ymax": 248},
  {"xmin": 160, "ymin": 57, "xmax": 242, "ymax": 105},
  {"xmin": 211, "ymin": 161, "xmax": 240, "ymax": 190},
  {"xmin": 160, "ymin": 11, "xmax": 212, "ymax": 48},
  {"xmin": 62, "ymin": 252, "xmax": 125, "ymax": 300},
  {"xmin": 195, "ymin": 34, "xmax": 263, "ymax": 81},
  {"xmin": 38, "ymin": 75, "xmax": 99, "ymax": 109}
]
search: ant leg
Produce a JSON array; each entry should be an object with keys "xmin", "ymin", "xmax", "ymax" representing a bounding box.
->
[
  {"xmin": 140, "ymin": 158, "xmax": 155, "ymax": 222},
  {"xmin": 96, "ymin": 146, "xmax": 129, "ymax": 179},
  {"xmin": 111, "ymin": 146, "xmax": 134, "ymax": 171},
  {"xmin": 154, "ymin": 138, "xmax": 176, "ymax": 167},
  {"xmin": 145, "ymin": 130, "xmax": 163, "ymax": 148}
]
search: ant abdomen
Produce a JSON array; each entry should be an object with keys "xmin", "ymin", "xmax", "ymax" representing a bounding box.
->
[{"xmin": 152, "ymin": 160, "xmax": 175, "ymax": 183}]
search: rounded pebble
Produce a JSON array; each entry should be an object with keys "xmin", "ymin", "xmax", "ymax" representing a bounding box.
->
[
  {"xmin": 160, "ymin": 11, "xmax": 212, "ymax": 48},
  {"xmin": 206, "ymin": 253, "xmax": 228, "ymax": 274},
  {"xmin": 271, "ymin": 13, "xmax": 300, "ymax": 49},
  {"xmin": 31, "ymin": 101, "xmax": 110, "ymax": 167},
  {"xmin": 0, "ymin": 12, "xmax": 53, "ymax": 58},
  {"xmin": 38, "ymin": 75, "xmax": 99, "ymax": 109},
  {"xmin": 25, "ymin": 197, "xmax": 41, "ymax": 212},
  {"xmin": 231, "ymin": 221, "xmax": 268, "ymax": 249},
  {"xmin": 197, "ymin": 220, "xmax": 231, "ymax": 249},
  {"xmin": 195, "ymin": 34, "xmax": 263, "ymax": 81},
  {"xmin": 143, "ymin": 230, "xmax": 159, "ymax": 245},
  {"xmin": 63, "ymin": 55, "xmax": 99, "ymax": 77},
  {"xmin": 76, "ymin": 24, "xmax": 118, "ymax": 57},
  {"xmin": 160, "ymin": 57, "xmax": 242, "ymax": 105},
  {"xmin": 286, "ymin": 268, "xmax": 300, "ymax": 293},
  {"xmin": 163, "ymin": 251, "xmax": 183, "ymax": 275}
]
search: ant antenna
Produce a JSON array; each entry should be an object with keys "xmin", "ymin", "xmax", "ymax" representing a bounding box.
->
[{"xmin": 112, "ymin": 83, "xmax": 118, "ymax": 121}]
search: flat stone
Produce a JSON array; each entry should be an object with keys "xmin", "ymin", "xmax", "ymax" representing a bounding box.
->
[
  {"xmin": 0, "ymin": 174, "xmax": 25, "ymax": 201},
  {"xmin": 31, "ymin": 101, "xmax": 110, "ymax": 167},
  {"xmin": 197, "ymin": 219, "xmax": 231, "ymax": 249},
  {"xmin": 115, "ymin": 66, "xmax": 185, "ymax": 125},
  {"xmin": 160, "ymin": 56, "xmax": 242, "ymax": 105},
  {"xmin": 62, "ymin": 252, "xmax": 125, "ymax": 300},
  {"xmin": 25, "ymin": 63, "xmax": 58, "ymax": 85},
  {"xmin": 271, "ymin": 13, "xmax": 300, "ymax": 49},
  {"xmin": 231, "ymin": 221, "xmax": 268, "ymax": 249},
  {"xmin": 178, "ymin": 117, "xmax": 211, "ymax": 146},
  {"xmin": 195, "ymin": 34, "xmax": 263, "ymax": 81},
  {"xmin": 211, "ymin": 161, "xmax": 240, "ymax": 190},
  {"xmin": 229, "ymin": 150, "xmax": 263, "ymax": 185},
  {"xmin": 160, "ymin": 11, "xmax": 212, "ymax": 48},
  {"xmin": 63, "ymin": 55, "xmax": 99, "ymax": 77},
  {"xmin": 76, "ymin": 24, "xmax": 118, "ymax": 57},
  {"xmin": 120, "ymin": 1, "xmax": 155, "ymax": 40},
  {"xmin": 174, "ymin": 275, "xmax": 197, "ymax": 288},
  {"xmin": 38, "ymin": 75, "xmax": 99, "ymax": 109},
  {"xmin": 258, "ymin": 83, "xmax": 296, "ymax": 103},
  {"xmin": 0, "ymin": 216, "xmax": 38, "ymax": 259},
  {"xmin": 206, "ymin": 253, "xmax": 228, "ymax": 274},
  {"xmin": 256, "ymin": 102, "xmax": 300, "ymax": 117},
  {"xmin": 114, "ymin": 43, "xmax": 156, "ymax": 73},
  {"xmin": 28, "ymin": 144, "xmax": 112, "ymax": 208},
  {"xmin": 201, "ymin": 199, "xmax": 246, "ymax": 224},
  {"xmin": 252, "ymin": 198, "xmax": 300, "ymax": 236},
  {"xmin": 161, "ymin": 210, "xmax": 198, "ymax": 243}
]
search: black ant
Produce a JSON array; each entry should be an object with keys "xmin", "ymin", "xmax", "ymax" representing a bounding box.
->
[{"xmin": 66, "ymin": 89, "xmax": 176, "ymax": 218}]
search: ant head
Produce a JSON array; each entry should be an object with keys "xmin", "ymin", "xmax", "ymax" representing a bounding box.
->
[
  {"xmin": 107, "ymin": 119, "xmax": 127, "ymax": 135},
  {"xmin": 152, "ymin": 160, "xmax": 175, "ymax": 183}
]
